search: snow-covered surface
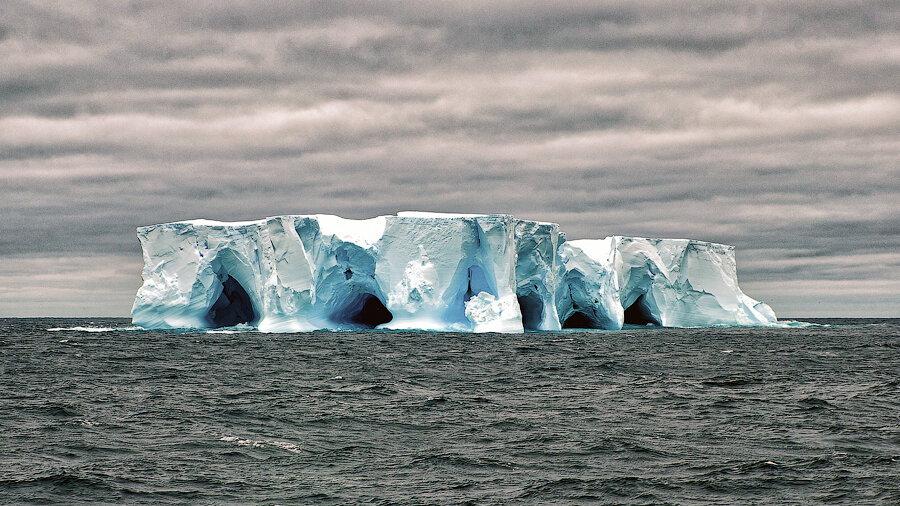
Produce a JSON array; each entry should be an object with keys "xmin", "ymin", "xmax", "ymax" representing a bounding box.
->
[{"xmin": 132, "ymin": 213, "xmax": 777, "ymax": 332}]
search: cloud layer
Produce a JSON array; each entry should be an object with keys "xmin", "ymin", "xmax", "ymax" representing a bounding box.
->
[{"xmin": 2, "ymin": 1, "xmax": 898, "ymax": 316}]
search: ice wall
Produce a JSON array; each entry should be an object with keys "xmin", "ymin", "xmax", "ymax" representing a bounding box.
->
[
  {"xmin": 514, "ymin": 220, "xmax": 567, "ymax": 331},
  {"xmin": 132, "ymin": 214, "xmax": 777, "ymax": 332},
  {"xmin": 558, "ymin": 237, "xmax": 777, "ymax": 329},
  {"xmin": 557, "ymin": 237, "xmax": 624, "ymax": 330},
  {"xmin": 379, "ymin": 212, "xmax": 522, "ymax": 332},
  {"xmin": 133, "ymin": 214, "xmax": 526, "ymax": 332}
]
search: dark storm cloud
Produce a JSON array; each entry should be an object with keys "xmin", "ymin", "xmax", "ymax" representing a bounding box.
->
[{"xmin": 1, "ymin": 0, "xmax": 898, "ymax": 316}]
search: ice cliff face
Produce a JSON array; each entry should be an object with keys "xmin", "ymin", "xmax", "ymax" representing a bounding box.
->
[
  {"xmin": 132, "ymin": 213, "xmax": 776, "ymax": 332},
  {"xmin": 558, "ymin": 237, "xmax": 777, "ymax": 329}
]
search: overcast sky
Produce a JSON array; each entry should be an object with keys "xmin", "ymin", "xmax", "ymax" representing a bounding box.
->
[{"xmin": 2, "ymin": 0, "xmax": 898, "ymax": 317}]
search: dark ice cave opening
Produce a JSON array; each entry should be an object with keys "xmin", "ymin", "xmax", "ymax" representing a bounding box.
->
[
  {"xmin": 562, "ymin": 311, "xmax": 597, "ymax": 329},
  {"xmin": 517, "ymin": 293, "xmax": 544, "ymax": 330},
  {"xmin": 206, "ymin": 274, "xmax": 257, "ymax": 328},
  {"xmin": 332, "ymin": 293, "xmax": 393, "ymax": 329},
  {"xmin": 623, "ymin": 294, "xmax": 660, "ymax": 326}
]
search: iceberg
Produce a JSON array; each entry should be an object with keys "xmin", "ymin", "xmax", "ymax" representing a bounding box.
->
[
  {"xmin": 132, "ymin": 213, "xmax": 776, "ymax": 332},
  {"xmin": 558, "ymin": 237, "xmax": 777, "ymax": 329}
]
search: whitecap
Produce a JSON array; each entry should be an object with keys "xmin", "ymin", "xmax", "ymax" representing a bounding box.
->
[
  {"xmin": 47, "ymin": 326, "xmax": 143, "ymax": 332},
  {"xmin": 205, "ymin": 323, "xmax": 257, "ymax": 334},
  {"xmin": 268, "ymin": 440, "xmax": 302, "ymax": 454},
  {"xmin": 219, "ymin": 435, "xmax": 263, "ymax": 448},
  {"xmin": 219, "ymin": 435, "xmax": 301, "ymax": 453},
  {"xmin": 48, "ymin": 326, "xmax": 114, "ymax": 332}
]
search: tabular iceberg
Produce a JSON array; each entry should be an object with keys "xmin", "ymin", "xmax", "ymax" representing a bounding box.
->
[{"xmin": 132, "ymin": 213, "xmax": 776, "ymax": 332}]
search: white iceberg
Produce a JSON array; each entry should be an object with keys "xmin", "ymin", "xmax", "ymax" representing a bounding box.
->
[
  {"xmin": 132, "ymin": 213, "xmax": 777, "ymax": 332},
  {"xmin": 558, "ymin": 237, "xmax": 777, "ymax": 329}
]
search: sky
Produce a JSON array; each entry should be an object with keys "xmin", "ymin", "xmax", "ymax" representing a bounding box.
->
[{"xmin": 1, "ymin": 0, "xmax": 898, "ymax": 317}]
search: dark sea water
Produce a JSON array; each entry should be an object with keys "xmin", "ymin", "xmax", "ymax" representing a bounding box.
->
[{"xmin": 1, "ymin": 318, "xmax": 898, "ymax": 504}]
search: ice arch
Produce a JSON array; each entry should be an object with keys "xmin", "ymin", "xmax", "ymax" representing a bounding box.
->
[
  {"xmin": 557, "ymin": 271, "xmax": 622, "ymax": 330},
  {"xmin": 207, "ymin": 275, "xmax": 257, "ymax": 327},
  {"xmin": 622, "ymin": 293, "xmax": 661, "ymax": 326},
  {"xmin": 205, "ymin": 249, "xmax": 261, "ymax": 328},
  {"xmin": 329, "ymin": 292, "xmax": 393, "ymax": 329},
  {"xmin": 442, "ymin": 261, "xmax": 497, "ymax": 324},
  {"xmin": 562, "ymin": 311, "xmax": 598, "ymax": 329},
  {"xmin": 517, "ymin": 293, "xmax": 544, "ymax": 330}
]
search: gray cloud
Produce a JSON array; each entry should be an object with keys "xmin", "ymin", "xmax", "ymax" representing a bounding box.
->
[{"xmin": 1, "ymin": 0, "xmax": 898, "ymax": 316}]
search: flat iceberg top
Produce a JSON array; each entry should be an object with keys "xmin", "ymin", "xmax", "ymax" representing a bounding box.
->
[
  {"xmin": 147, "ymin": 218, "xmax": 266, "ymax": 229},
  {"xmin": 612, "ymin": 235, "xmax": 734, "ymax": 251},
  {"xmin": 314, "ymin": 214, "xmax": 386, "ymax": 247},
  {"xmin": 141, "ymin": 212, "xmax": 512, "ymax": 229},
  {"xmin": 396, "ymin": 211, "xmax": 509, "ymax": 219},
  {"xmin": 132, "ymin": 212, "xmax": 777, "ymax": 332},
  {"xmin": 566, "ymin": 238, "xmax": 616, "ymax": 263}
]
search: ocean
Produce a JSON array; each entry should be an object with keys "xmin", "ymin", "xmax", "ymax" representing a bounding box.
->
[{"xmin": 1, "ymin": 318, "xmax": 898, "ymax": 504}]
